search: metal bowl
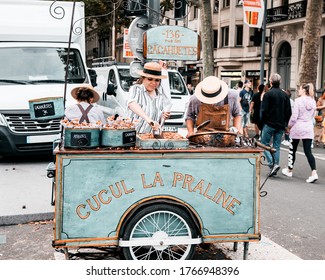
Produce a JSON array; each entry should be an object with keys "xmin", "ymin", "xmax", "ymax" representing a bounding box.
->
[{"xmin": 188, "ymin": 131, "xmax": 236, "ymax": 147}]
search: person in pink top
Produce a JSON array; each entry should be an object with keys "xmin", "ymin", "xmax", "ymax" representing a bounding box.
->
[{"xmin": 282, "ymin": 83, "xmax": 318, "ymax": 183}]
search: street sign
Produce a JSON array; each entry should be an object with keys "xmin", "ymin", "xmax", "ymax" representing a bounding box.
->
[
  {"xmin": 243, "ymin": 0, "xmax": 265, "ymax": 28},
  {"xmin": 128, "ymin": 16, "xmax": 148, "ymax": 61},
  {"xmin": 143, "ymin": 26, "xmax": 200, "ymax": 61},
  {"xmin": 123, "ymin": 29, "xmax": 134, "ymax": 58}
]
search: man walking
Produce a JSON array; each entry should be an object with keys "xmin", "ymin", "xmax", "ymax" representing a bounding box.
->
[{"xmin": 260, "ymin": 73, "xmax": 292, "ymax": 176}]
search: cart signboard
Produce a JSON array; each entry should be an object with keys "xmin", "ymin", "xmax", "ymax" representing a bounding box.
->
[
  {"xmin": 143, "ymin": 26, "xmax": 200, "ymax": 61},
  {"xmin": 243, "ymin": 0, "xmax": 265, "ymax": 28}
]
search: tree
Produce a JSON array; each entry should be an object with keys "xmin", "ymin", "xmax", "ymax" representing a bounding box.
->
[
  {"xmin": 298, "ymin": 0, "xmax": 324, "ymax": 87},
  {"xmin": 189, "ymin": 0, "xmax": 214, "ymax": 78}
]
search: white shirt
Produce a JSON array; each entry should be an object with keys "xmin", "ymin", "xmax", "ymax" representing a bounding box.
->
[
  {"xmin": 65, "ymin": 101, "xmax": 106, "ymax": 124},
  {"xmin": 127, "ymin": 84, "xmax": 172, "ymax": 133}
]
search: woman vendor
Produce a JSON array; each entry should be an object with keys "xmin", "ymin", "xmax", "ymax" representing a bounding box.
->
[
  {"xmin": 65, "ymin": 84, "xmax": 106, "ymax": 124},
  {"xmin": 127, "ymin": 62, "xmax": 172, "ymax": 133}
]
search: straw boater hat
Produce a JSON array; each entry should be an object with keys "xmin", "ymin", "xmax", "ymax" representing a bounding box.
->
[
  {"xmin": 194, "ymin": 76, "xmax": 229, "ymax": 104},
  {"xmin": 137, "ymin": 62, "xmax": 167, "ymax": 79},
  {"xmin": 71, "ymin": 84, "xmax": 100, "ymax": 103}
]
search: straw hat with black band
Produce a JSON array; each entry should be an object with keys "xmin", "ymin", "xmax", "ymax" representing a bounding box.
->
[
  {"xmin": 194, "ymin": 76, "xmax": 229, "ymax": 104},
  {"xmin": 137, "ymin": 62, "xmax": 167, "ymax": 79},
  {"xmin": 71, "ymin": 84, "xmax": 100, "ymax": 103}
]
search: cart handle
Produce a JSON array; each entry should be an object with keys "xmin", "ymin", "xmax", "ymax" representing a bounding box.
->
[{"xmin": 254, "ymin": 140, "xmax": 276, "ymax": 154}]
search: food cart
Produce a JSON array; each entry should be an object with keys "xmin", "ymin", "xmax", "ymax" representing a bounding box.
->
[{"xmin": 49, "ymin": 132, "xmax": 266, "ymax": 260}]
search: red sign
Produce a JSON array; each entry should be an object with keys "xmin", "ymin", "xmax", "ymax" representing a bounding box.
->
[{"xmin": 243, "ymin": 0, "xmax": 264, "ymax": 28}]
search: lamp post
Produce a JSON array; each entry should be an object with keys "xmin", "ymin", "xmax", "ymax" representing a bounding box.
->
[
  {"xmin": 259, "ymin": 0, "xmax": 267, "ymax": 84},
  {"xmin": 112, "ymin": 2, "xmax": 115, "ymax": 60}
]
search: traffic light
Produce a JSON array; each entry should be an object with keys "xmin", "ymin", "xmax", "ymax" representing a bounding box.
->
[
  {"xmin": 250, "ymin": 28, "xmax": 262, "ymax": 46},
  {"xmin": 174, "ymin": 0, "xmax": 186, "ymax": 19}
]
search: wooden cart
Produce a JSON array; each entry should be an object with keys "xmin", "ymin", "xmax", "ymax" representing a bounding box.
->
[{"xmin": 50, "ymin": 145, "xmax": 263, "ymax": 260}]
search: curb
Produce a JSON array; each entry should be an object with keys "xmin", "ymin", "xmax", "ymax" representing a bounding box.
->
[{"xmin": 0, "ymin": 212, "xmax": 54, "ymax": 226}]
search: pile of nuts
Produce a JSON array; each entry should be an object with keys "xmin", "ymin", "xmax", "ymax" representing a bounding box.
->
[
  {"xmin": 103, "ymin": 115, "xmax": 139, "ymax": 130},
  {"xmin": 60, "ymin": 118, "xmax": 102, "ymax": 129},
  {"xmin": 138, "ymin": 132, "xmax": 185, "ymax": 140}
]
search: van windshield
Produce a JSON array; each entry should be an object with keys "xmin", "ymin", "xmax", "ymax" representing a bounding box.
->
[
  {"xmin": 117, "ymin": 68, "xmax": 188, "ymax": 96},
  {"xmin": 0, "ymin": 47, "xmax": 87, "ymax": 84}
]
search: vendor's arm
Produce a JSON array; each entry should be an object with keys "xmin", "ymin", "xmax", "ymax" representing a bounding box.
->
[
  {"xmin": 186, "ymin": 119, "xmax": 195, "ymax": 137},
  {"xmin": 128, "ymin": 101, "xmax": 159, "ymax": 130},
  {"xmin": 185, "ymin": 96, "xmax": 200, "ymax": 137}
]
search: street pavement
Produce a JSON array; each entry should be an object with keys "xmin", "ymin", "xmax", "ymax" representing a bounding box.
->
[{"xmin": 0, "ymin": 147, "xmax": 305, "ymax": 261}]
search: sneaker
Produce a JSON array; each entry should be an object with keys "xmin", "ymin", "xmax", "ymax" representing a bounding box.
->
[
  {"xmin": 282, "ymin": 167, "xmax": 293, "ymax": 177},
  {"xmin": 269, "ymin": 164, "xmax": 280, "ymax": 177},
  {"xmin": 281, "ymin": 140, "xmax": 290, "ymax": 146},
  {"xmin": 306, "ymin": 174, "xmax": 318, "ymax": 183}
]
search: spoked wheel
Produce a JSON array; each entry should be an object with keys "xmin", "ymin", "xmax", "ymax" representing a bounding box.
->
[{"xmin": 121, "ymin": 204, "xmax": 200, "ymax": 260}]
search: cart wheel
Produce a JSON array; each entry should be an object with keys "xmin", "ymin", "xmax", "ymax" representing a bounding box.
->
[{"xmin": 122, "ymin": 204, "xmax": 198, "ymax": 260}]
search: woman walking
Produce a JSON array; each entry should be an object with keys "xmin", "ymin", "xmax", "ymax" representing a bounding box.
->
[{"xmin": 282, "ymin": 83, "xmax": 318, "ymax": 183}]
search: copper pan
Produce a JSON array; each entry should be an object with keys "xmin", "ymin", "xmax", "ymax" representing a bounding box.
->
[{"xmin": 188, "ymin": 131, "xmax": 236, "ymax": 147}]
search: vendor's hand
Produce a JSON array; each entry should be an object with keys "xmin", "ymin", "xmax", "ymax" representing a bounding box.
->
[
  {"xmin": 149, "ymin": 120, "xmax": 161, "ymax": 131},
  {"xmin": 186, "ymin": 131, "xmax": 194, "ymax": 138},
  {"xmin": 162, "ymin": 111, "xmax": 171, "ymax": 119}
]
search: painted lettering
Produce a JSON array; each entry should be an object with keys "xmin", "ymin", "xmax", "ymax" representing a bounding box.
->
[
  {"xmin": 172, "ymin": 172, "xmax": 184, "ymax": 187},
  {"xmin": 226, "ymin": 198, "xmax": 242, "ymax": 215},
  {"xmin": 86, "ymin": 195, "xmax": 101, "ymax": 211},
  {"xmin": 76, "ymin": 204, "xmax": 90, "ymax": 219},
  {"xmin": 153, "ymin": 172, "xmax": 164, "ymax": 187},
  {"xmin": 98, "ymin": 189, "xmax": 112, "ymax": 204}
]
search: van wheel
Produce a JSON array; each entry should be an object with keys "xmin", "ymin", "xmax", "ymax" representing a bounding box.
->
[{"xmin": 122, "ymin": 204, "xmax": 198, "ymax": 260}]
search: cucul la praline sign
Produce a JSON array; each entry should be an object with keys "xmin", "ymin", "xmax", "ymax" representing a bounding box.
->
[{"xmin": 143, "ymin": 26, "xmax": 200, "ymax": 61}]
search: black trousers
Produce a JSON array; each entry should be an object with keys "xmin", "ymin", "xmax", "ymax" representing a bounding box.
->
[{"xmin": 288, "ymin": 138, "xmax": 316, "ymax": 171}]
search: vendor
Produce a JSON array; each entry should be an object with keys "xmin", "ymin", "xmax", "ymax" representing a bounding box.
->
[
  {"xmin": 65, "ymin": 84, "xmax": 106, "ymax": 124},
  {"xmin": 127, "ymin": 62, "xmax": 172, "ymax": 133},
  {"xmin": 185, "ymin": 76, "xmax": 242, "ymax": 137}
]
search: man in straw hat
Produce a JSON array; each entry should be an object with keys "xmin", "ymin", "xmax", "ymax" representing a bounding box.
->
[
  {"xmin": 185, "ymin": 76, "xmax": 242, "ymax": 137},
  {"xmin": 127, "ymin": 61, "xmax": 172, "ymax": 133},
  {"xmin": 65, "ymin": 83, "xmax": 106, "ymax": 124}
]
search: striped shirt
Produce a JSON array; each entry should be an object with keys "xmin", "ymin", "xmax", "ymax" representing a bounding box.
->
[{"xmin": 127, "ymin": 84, "xmax": 172, "ymax": 133}]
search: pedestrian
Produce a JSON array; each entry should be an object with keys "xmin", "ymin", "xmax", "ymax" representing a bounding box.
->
[
  {"xmin": 187, "ymin": 83, "xmax": 194, "ymax": 95},
  {"xmin": 260, "ymin": 73, "xmax": 292, "ymax": 177},
  {"xmin": 282, "ymin": 83, "xmax": 318, "ymax": 183},
  {"xmin": 239, "ymin": 80, "xmax": 253, "ymax": 138},
  {"xmin": 65, "ymin": 84, "xmax": 106, "ymax": 124},
  {"xmin": 315, "ymin": 88, "xmax": 325, "ymax": 147},
  {"xmin": 281, "ymin": 89, "xmax": 295, "ymax": 146},
  {"xmin": 249, "ymin": 84, "xmax": 264, "ymax": 139},
  {"xmin": 185, "ymin": 76, "xmax": 242, "ymax": 137},
  {"xmin": 127, "ymin": 61, "xmax": 172, "ymax": 133},
  {"xmin": 236, "ymin": 80, "xmax": 243, "ymax": 94}
]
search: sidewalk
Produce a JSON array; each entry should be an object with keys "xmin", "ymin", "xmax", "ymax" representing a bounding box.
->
[{"xmin": 0, "ymin": 159, "xmax": 54, "ymax": 226}]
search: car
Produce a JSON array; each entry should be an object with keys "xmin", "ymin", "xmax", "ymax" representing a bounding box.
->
[{"xmin": 92, "ymin": 63, "xmax": 190, "ymax": 132}]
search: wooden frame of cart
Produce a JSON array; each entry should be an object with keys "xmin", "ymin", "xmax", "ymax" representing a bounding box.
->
[{"xmin": 51, "ymin": 147, "xmax": 262, "ymax": 260}]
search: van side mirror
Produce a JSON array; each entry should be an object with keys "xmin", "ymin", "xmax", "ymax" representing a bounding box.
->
[
  {"xmin": 106, "ymin": 83, "xmax": 117, "ymax": 96},
  {"xmin": 88, "ymin": 68, "xmax": 97, "ymax": 87}
]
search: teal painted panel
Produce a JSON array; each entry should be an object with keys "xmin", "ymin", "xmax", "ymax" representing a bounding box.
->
[
  {"xmin": 101, "ymin": 129, "xmax": 136, "ymax": 147},
  {"xmin": 57, "ymin": 153, "xmax": 258, "ymax": 241}
]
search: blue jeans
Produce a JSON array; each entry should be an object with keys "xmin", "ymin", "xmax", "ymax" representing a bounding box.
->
[{"xmin": 260, "ymin": 124, "xmax": 284, "ymax": 167}]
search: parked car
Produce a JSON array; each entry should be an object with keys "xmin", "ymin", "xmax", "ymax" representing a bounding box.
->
[{"xmin": 92, "ymin": 63, "xmax": 190, "ymax": 132}]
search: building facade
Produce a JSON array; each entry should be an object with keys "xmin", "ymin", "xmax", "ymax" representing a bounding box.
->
[{"xmin": 86, "ymin": 0, "xmax": 325, "ymax": 95}]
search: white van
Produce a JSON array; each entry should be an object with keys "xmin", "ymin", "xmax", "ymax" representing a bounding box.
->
[
  {"xmin": 0, "ymin": 1, "xmax": 90, "ymax": 156},
  {"xmin": 93, "ymin": 63, "xmax": 190, "ymax": 131}
]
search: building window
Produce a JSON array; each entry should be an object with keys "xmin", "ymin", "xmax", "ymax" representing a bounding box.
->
[
  {"xmin": 223, "ymin": 0, "xmax": 230, "ymax": 8},
  {"xmin": 214, "ymin": 0, "xmax": 219, "ymax": 13},
  {"xmin": 221, "ymin": 26, "xmax": 229, "ymax": 47},
  {"xmin": 193, "ymin": 6, "xmax": 198, "ymax": 19},
  {"xmin": 213, "ymin": 30, "xmax": 218, "ymax": 48},
  {"xmin": 236, "ymin": 25, "xmax": 243, "ymax": 46}
]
